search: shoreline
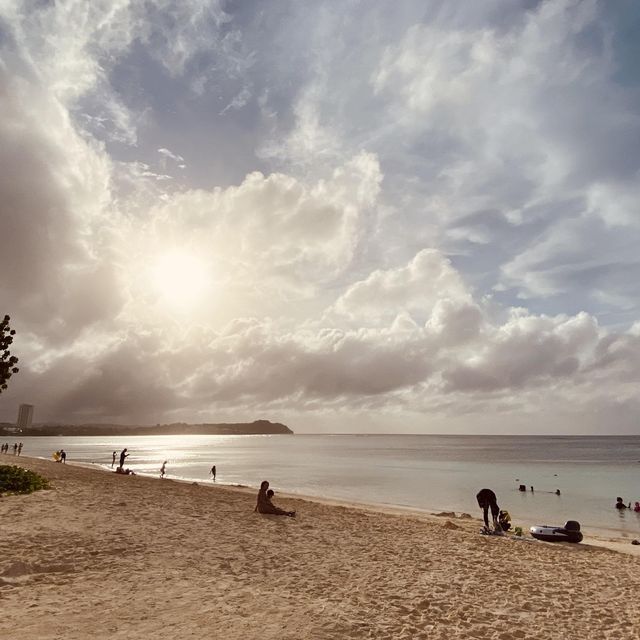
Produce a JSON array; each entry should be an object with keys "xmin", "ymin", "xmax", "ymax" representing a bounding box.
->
[
  {"xmin": 2, "ymin": 456, "xmax": 640, "ymax": 639},
  {"xmin": 35, "ymin": 456, "xmax": 640, "ymax": 557}
]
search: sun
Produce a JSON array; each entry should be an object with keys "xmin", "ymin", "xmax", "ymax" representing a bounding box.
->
[{"xmin": 149, "ymin": 250, "xmax": 210, "ymax": 309}]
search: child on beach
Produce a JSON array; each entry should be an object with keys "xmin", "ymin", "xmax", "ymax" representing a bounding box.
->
[{"xmin": 255, "ymin": 481, "xmax": 295, "ymax": 517}]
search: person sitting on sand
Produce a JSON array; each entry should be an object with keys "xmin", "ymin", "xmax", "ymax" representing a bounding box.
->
[
  {"xmin": 115, "ymin": 467, "xmax": 136, "ymax": 475},
  {"xmin": 616, "ymin": 497, "xmax": 630, "ymax": 510},
  {"xmin": 476, "ymin": 488, "xmax": 501, "ymax": 531},
  {"xmin": 498, "ymin": 510, "xmax": 511, "ymax": 532},
  {"xmin": 265, "ymin": 488, "xmax": 296, "ymax": 517},
  {"xmin": 254, "ymin": 481, "xmax": 295, "ymax": 517}
]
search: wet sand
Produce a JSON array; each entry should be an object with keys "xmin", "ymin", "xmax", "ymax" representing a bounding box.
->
[{"xmin": 1, "ymin": 457, "xmax": 639, "ymax": 639}]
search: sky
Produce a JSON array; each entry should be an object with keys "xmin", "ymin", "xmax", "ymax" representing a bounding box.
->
[{"xmin": 1, "ymin": 0, "xmax": 640, "ymax": 434}]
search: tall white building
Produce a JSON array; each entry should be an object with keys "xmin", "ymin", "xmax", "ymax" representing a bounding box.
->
[{"xmin": 17, "ymin": 404, "xmax": 34, "ymax": 429}]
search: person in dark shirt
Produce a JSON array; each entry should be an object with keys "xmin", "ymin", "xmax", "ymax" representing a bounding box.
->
[
  {"xmin": 615, "ymin": 497, "xmax": 629, "ymax": 510},
  {"xmin": 119, "ymin": 448, "xmax": 129, "ymax": 469},
  {"xmin": 254, "ymin": 481, "xmax": 295, "ymax": 517},
  {"xmin": 111, "ymin": 451, "xmax": 116, "ymax": 468},
  {"xmin": 60, "ymin": 449, "xmax": 67, "ymax": 464},
  {"xmin": 476, "ymin": 488, "xmax": 500, "ymax": 530},
  {"xmin": 210, "ymin": 465, "xmax": 216, "ymax": 481}
]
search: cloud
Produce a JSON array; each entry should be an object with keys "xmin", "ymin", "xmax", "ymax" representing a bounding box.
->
[
  {"xmin": 331, "ymin": 249, "xmax": 472, "ymax": 325},
  {"xmin": 2, "ymin": 1, "xmax": 640, "ymax": 432}
]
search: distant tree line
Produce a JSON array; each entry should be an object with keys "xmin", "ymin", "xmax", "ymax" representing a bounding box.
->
[{"xmin": 1, "ymin": 420, "xmax": 293, "ymax": 437}]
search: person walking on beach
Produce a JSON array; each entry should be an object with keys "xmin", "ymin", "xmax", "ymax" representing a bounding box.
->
[
  {"xmin": 160, "ymin": 461, "xmax": 167, "ymax": 478},
  {"xmin": 60, "ymin": 449, "xmax": 67, "ymax": 464},
  {"xmin": 210, "ymin": 465, "xmax": 216, "ymax": 482},
  {"xmin": 111, "ymin": 451, "xmax": 116, "ymax": 468},
  {"xmin": 476, "ymin": 488, "xmax": 500, "ymax": 531},
  {"xmin": 119, "ymin": 448, "xmax": 129, "ymax": 469}
]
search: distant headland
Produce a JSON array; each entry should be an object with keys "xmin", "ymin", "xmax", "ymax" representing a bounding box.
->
[{"xmin": 0, "ymin": 419, "xmax": 293, "ymax": 437}]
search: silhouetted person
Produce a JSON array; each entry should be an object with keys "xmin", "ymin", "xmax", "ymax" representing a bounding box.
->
[
  {"xmin": 210, "ymin": 465, "xmax": 216, "ymax": 482},
  {"xmin": 555, "ymin": 489, "xmax": 561, "ymax": 496},
  {"xmin": 13, "ymin": 443, "xmax": 17, "ymax": 455},
  {"xmin": 17, "ymin": 442, "xmax": 23, "ymax": 456},
  {"xmin": 160, "ymin": 461, "xmax": 167, "ymax": 478},
  {"xmin": 615, "ymin": 497, "xmax": 629, "ymax": 510},
  {"xmin": 266, "ymin": 488, "xmax": 295, "ymax": 517},
  {"xmin": 60, "ymin": 449, "xmax": 66, "ymax": 464},
  {"xmin": 111, "ymin": 451, "xmax": 116, "ymax": 468},
  {"xmin": 119, "ymin": 448, "xmax": 129, "ymax": 469},
  {"xmin": 476, "ymin": 488, "xmax": 500, "ymax": 530},
  {"xmin": 255, "ymin": 480, "xmax": 269, "ymax": 512},
  {"xmin": 255, "ymin": 481, "xmax": 295, "ymax": 517}
]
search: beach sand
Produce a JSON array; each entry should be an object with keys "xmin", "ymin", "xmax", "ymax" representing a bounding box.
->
[{"xmin": 1, "ymin": 457, "xmax": 640, "ymax": 639}]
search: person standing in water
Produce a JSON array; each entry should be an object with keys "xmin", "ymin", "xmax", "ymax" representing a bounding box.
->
[
  {"xmin": 476, "ymin": 488, "xmax": 500, "ymax": 531},
  {"xmin": 615, "ymin": 497, "xmax": 629, "ymax": 510},
  {"xmin": 111, "ymin": 451, "xmax": 116, "ymax": 468},
  {"xmin": 160, "ymin": 461, "xmax": 167, "ymax": 478},
  {"xmin": 210, "ymin": 465, "xmax": 216, "ymax": 482},
  {"xmin": 119, "ymin": 448, "xmax": 129, "ymax": 469}
]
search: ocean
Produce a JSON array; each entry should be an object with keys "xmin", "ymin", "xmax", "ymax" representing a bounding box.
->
[{"xmin": 6, "ymin": 434, "xmax": 640, "ymax": 538}]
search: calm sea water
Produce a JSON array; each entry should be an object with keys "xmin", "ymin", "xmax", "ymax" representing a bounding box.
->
[{"xmin": 6, "ymin": 434, "xmax": 640, "ymax": 537}]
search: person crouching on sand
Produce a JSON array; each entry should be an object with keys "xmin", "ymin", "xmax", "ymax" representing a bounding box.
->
[
  {"xmin": 254, "ymin": 481, "xmax": 295, "ymax": 517},
  {"xmin": 476, "ymin": 488, "xmax": 500, "ymax": 532}
]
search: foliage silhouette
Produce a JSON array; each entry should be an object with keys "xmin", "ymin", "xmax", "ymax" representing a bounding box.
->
[{"xmin": 0, "ymin": 315, "xmax": 19, "ymax": 393}]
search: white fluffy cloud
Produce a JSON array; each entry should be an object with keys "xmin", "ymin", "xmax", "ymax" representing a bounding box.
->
[{"xmin": 1, "ymin": 0, "xmax": 640, "ymax": 432}]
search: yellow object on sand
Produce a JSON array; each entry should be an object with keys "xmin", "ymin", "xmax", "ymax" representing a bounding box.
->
[{"xmin": 52, "ymin": 452, "xmax": 60, "ymax": 461}]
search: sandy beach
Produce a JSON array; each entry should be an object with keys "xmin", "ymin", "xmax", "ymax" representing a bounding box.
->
[{"xmin": 1, "ymin": 458, "xmax": 640, "ymax": 639}]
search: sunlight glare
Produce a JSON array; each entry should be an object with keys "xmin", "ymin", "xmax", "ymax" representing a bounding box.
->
[{"xmin": 150, "ymin": 250, "xmax": 210, "ymax": 309}]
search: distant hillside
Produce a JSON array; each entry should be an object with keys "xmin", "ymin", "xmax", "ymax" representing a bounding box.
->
[{"xmin": 1, "ymin": 420, "xmax": 293, "ymax": 437}]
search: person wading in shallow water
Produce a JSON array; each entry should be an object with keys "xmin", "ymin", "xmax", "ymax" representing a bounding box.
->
[
  {"xmin": 119, "ymin": 448, "xmax": 129, "ymax": 469},
  {"xmin": 111, "ymin": 451, "xmax": 116, "ymax": 468},
  {"xmin": 210, "ymin": 465, "xmax": 216, "ymax": 482},
  {"xmin": 476, "ymin": 488, "xmax": 500, "ymax": 531}
]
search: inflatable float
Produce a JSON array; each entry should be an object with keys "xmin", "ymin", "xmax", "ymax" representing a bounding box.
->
[{"xmin": 530, "ymin": 520, "xmax": 583, "ymax": 543}]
